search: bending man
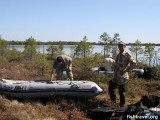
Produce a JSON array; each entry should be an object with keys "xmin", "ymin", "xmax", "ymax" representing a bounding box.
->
[{"xmin": 50, "ymin": 55, "xmax": 73, "ymax": 81}]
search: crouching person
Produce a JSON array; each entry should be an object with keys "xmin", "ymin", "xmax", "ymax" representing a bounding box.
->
[
  {"xmin": 50, "ymin": 55, "xmax": 73, "ymax": 81},
  {"xmin": 108, "ymin": 41, "xmax": 136, "ymax": 107}
]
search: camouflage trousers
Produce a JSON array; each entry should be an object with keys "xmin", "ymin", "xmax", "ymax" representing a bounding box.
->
[{"xmin": 108, "ymin": 80, "xmax": 126, "ymax": 107}]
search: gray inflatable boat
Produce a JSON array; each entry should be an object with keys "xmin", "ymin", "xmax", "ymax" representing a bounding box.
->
[{"xmin": 0, "ymin": 79, "xmax": 103, "ymax": 99}]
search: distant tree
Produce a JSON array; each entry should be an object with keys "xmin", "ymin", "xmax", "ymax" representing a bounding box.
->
[
  {"xmin": 0, "ymin": 38, "xmax": 8, "ymax": 56},
  {"xmin": 7, "ymin": 49, "xmax": 22, "ymax": 62},
  {"xmin": 0, "ymin": 37, "xmax": 8, "ymax": 66},
  {"xmin": 129, "ymin": 39, "xmax": 144, "ymax": 63},
  {"xmin": 73, "ymin": 36, "xmax": 93, "ymax": 58},
  {"xmin": 100, "ymin": 32, "xmax": 111, "ymax": 58},
  {"xmin": 24, "ymin": 36, "xmax": 37, "ymax": 46},
  {"xmin": 46, "ymin": 45, "xmax": 59, "ymax": 60},
  {"xmin": 32, "ymin": 54, "xmax": 50, "ymax": 76},
  {"xmin": 111, "ymin": 33, "xmax": 120, "ymax": 59},
  {"xmin": 72, "ymin": 36, "xmax": 93, "ymax": 78},
  {"xmin": 58, "ymin": 41, "xmax": 64, "ymax": 54},
  {"xmin": 72, "ymin": 43, "xmax": 81, "ymax": 58},
  {"xmin": 144, "ymin": 43, "xmax": 155, "ymax": 67},
  {"xmin": 46, "ymin": 42, "xmax": 64, "ymax": 60},
  {"xmin": 23, "ymin": 36, "xmax": 37, "ymax": 60}
]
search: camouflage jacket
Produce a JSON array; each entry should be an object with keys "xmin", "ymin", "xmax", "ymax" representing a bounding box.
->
[{"xmin": 112, "ymin": 50, "xmax": 136, "ymax": 85}]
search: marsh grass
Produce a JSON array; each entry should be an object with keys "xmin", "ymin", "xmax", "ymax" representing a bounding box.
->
[{"xmin": 0, "ymin": 62, "xmax": 159, "ymax": 120}]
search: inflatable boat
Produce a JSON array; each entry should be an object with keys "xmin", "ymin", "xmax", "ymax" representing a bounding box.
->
[{"xmin": 0, "ymin": 79, "xmax": 103, "ymax": 99}]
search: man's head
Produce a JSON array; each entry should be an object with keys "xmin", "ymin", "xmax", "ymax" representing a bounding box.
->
[
  {"xmin": 57, "ymin": 56, "xmax": 63, "ymax": 64},
  {"xmin": 118, "ymin": 41, "xmax": 126, "ymax": 53}
]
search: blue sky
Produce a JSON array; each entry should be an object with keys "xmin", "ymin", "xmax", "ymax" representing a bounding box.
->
[{"xmin": 0, "ymin": 0, "xmax": 160, "ymax": 43}]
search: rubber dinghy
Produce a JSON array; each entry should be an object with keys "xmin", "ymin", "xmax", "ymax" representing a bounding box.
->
[{"xmin": 0, "ymin": 79, "xmax": 103, "ymax": 99}]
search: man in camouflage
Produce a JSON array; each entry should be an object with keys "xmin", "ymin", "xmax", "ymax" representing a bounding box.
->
[
  {"xmin": 50, "ymin": 55, "xmax": 73, "ymax": 81},
  {"xmin": 108, "ymin": 41, "xmax": 136, "ymax": 107}
]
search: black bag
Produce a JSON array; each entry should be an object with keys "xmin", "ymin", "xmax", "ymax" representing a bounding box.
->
[{"xmin": 139, "ymin": 95, "xmax": 160, "ymax": 108}]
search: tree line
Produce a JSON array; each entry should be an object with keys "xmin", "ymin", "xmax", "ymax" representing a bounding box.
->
[
  {"xmin": 0, "ymin": 33, "xmax": 160, "ymax": 81},
  {"xmin": 0, "ymin": 33, "xmax": 160, "ymax": 67}
]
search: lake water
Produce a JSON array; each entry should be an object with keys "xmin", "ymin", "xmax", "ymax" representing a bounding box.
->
[{"xmin": 8, "ymin": 45, "xmax": 105, "ymax": 55}]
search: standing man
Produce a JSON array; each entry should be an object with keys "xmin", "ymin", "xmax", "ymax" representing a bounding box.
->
[
  {"xmin": 108, "ymin": 41, "xmax": 136, "ymax": 107},
  {"xmin": 50, "ymin": 55, "xmax": 73, "ymax": 81}
]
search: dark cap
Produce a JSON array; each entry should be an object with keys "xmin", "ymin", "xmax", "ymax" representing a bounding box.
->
[{"xmin": 118, "ymin": 41, "xmax": 126, "ymax": 46}]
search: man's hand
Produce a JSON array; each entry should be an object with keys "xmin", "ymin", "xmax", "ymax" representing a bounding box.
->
[{"xmin": 67, "ymin": 65, "xmax": 72, "ymax": 71}]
